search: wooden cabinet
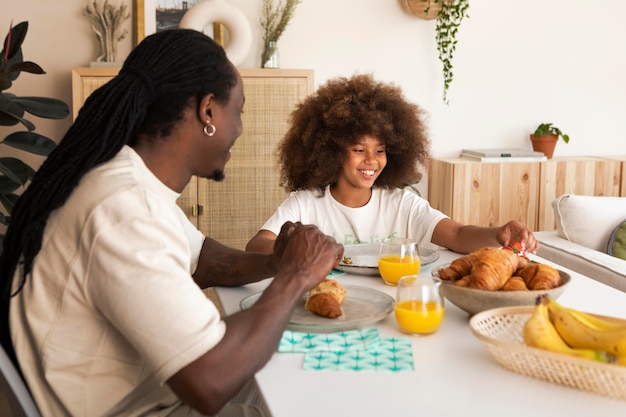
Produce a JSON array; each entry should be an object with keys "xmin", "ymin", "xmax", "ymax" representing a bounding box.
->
[
  {"xmin": 429, "ymin": 157, "xmax": 622, "ymax": 231},
  {"xmin": 429, "ymin": 158, "xmax": 540, "ymax": 229},
  {"xmin": 596, "ymin": 155, "xmax": 626, "ymax": 197},
  {"xmin": 537, "ymin": 157, "xmax": 621, "ymax": 230},
  {"xmin": 72, "ymin": 67, "xmax": 314, "ymax": 249}
]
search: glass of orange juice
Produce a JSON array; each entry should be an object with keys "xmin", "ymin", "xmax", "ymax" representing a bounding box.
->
[
  {"xmin": 378, "ymin": 237, "xmax": 420, "ymax": 285},
  {"xmin": 394, "ymin": 275, "xmax": 445, "ymax": 335}
]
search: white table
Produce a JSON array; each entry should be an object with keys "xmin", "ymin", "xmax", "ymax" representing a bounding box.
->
[{"xmin": 216, "ymin": 251, "xmax": 626, "ymax": 417}]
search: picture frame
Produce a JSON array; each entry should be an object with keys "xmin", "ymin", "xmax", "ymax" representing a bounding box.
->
[
  {"xmin": 133, "ymin": 0, "xmax": 223, "ymax": 46},
  {"xmin": 133, "ymin": 0, "xmax": 155, "ymax": 46}
]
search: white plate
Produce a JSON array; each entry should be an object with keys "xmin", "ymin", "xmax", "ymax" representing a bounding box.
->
[
  {"xmin": 239, "ymin": 285, "xmax": 395, "ymax": 332},
  {"xmin": 335, "ymin": 243, "xmax": 440, "ymax": 276}
]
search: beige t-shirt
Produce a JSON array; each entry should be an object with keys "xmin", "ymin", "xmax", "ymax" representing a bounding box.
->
[{"xmin": 10, "ymin": 146, "xmax": 225, "ymax": 416}]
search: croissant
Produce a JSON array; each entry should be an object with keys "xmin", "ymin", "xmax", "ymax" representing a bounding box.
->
[
  {"xmin": 438, "ymin": 247, "xmax": 493, "ymax": 281},
  {"xmin": 515, "ymin": 263, "xmax": 561, "ymax": 290},
  {"xmin": 305, "ymin": 279, "xmax": 346, "ymax": 318},
  {"xmin": 501, "ymin": 275, "xmax": 529, "ymax": 291},
  {"xmin": 466, "ymin": 247, "xmax": 526, "ymax": 291}
]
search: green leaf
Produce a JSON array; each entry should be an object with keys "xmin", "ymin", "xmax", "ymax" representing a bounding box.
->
[
  {"xmin": 0, "ymin": 157, "xmax": 33, "ymax": 185},
  {"xmin": 0, "ymin": 191, "xmax": 20, "ymax": 217},
  {"xmin": 0, "ymin": 175, "xmax": 22, "ymax": 196},
  {"xmin": 0, "ymin": 110, "xmax": 35, "ymax": 130},
  {"xmin": 7, "ymin": 61, "xmax": 45, "ymax": 76},
  {"xmin": 11, "ymin": 97, "xmax": 69, "ymax": 119},
  {"xmin": 2, "ymin": 21, "xmax": 28, "ymax": 62},
  {"xmin": 3, "ymin": 131, "xmax": 57, "ymax": 155}
]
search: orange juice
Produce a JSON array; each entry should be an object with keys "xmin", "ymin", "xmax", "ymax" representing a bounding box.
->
[
  {"xmin": 378, "ymin": 255, "xmax": 421, "ymax": 285},
  {"xmin": 394, "ymin": 300, "xmax": 444, "ymax": 334}
]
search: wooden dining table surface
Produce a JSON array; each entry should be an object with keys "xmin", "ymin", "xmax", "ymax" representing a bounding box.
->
[{"xmin": 215, "ymin": 249, "xmax": 626, "ymax": 417}]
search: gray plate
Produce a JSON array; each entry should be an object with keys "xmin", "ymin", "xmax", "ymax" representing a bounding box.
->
[
  {"xmin": 335, "ymin": 243, "xmax": 440, "ymax": 276},
  {"xmin": 239, "ymin": 285, "xmax": 395, "ymax": 332}
]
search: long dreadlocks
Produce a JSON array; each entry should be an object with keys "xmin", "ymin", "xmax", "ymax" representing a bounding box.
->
[{"xmin": 0, "ymin": 28, "xmax": 238, "ymax": 366}]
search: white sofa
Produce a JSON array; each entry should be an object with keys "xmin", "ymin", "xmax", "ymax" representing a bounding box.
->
[{"xmin": 534, "ymin": 194, "xmax": 626, "ymax": 293}]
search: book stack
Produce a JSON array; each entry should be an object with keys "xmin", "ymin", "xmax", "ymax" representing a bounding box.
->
[{"xmin": 460, "ymin": 148, "xmax": 547, "ymax": 162}]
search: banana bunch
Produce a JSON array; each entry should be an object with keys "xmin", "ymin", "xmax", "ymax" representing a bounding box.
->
[{"xmin": 523, "ymin": 295, "xmax": 626, "ymax": 364}]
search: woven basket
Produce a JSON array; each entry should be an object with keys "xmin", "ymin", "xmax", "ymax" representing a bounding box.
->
[
  {"xmin": 401, "ymin": 0, "xmax": 441, "ymax": 20},
  {"xmin": 469, "ymin": 306, "xmax": 626, "ymax": 400}
]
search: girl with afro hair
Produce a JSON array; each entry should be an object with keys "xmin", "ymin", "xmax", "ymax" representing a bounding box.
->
[{"xmin": 246, "ymin": 74, "xmax": 537, "ymax": 255}]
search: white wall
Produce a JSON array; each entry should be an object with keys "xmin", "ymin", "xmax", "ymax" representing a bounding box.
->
[{"xmin": 5, "ymin": 0, "xmax": 626, "ymax": 196}]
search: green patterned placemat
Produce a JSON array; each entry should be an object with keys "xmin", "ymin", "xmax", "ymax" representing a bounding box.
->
[
  {"xmin": 302, "ymin": 337, "xmax": 414, "ymax": 372},
  {"xmin": 278, "ymin": 329, "xmax": 414, "ymax": 372},
  {"xmin": 278, "ymin": 328, "xmax": 381, "ymax": 353}
]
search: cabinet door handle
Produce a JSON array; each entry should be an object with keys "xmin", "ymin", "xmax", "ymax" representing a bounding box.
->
[{"xmin": 191, "ymin": 205, "xmax": 204, "ymax": 216}]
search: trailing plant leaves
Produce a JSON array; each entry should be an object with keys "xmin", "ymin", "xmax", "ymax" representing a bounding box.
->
[
  {"xmin": 3, "ymin": 131, "xmax": 57, "ymax": 155},
  {"xmin": 436, "ymin": 0, "xmax": 470, "ymax": 104}
]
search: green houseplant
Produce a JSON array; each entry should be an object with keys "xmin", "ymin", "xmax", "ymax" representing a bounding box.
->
[
  {"xmin": 530, "ymin": 123, "xmax": 570, "ymax": 159},
  {"xmin": 0, "ymin": 21, "xmax": 70, "ymax": 252},
  {"xmin": 260, "ymin": 0, "xmax": 301, "ymax": 68}
]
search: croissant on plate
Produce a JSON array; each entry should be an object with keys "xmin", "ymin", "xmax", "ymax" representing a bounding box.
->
[
  {"xmin": 304, "ymin": 279, "xmax": 346, "ymax": 318},
  {"xmin": 514, "ymin": 263, "xmax": 561, "ymax": 290}
]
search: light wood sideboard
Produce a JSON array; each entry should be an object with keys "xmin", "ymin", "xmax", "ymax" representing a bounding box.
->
[
  {"xmin": 72, "ymin": 67, "xmax": 314, "ymax": 249},
  {"xmin": 429, "ymin": 157, "xmax": 622, "ymax": 231}
]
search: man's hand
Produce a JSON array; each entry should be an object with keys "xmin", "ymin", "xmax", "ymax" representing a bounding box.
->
[
  {"xmin": 269, "ymin": 221, "xmax": 297, "ymax": 272},
  {"xmin": 274, "ymin": 223, "xmax": 343, "ymax": 290}
]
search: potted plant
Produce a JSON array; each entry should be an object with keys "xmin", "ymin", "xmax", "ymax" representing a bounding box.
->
[
  {"xmin": 259, "ymin": 0, "xmax": 301, "ymax": 68},
  {"xmin": 530, "ymin": 123, "xmax": 570, "ymax": 159},
  {"xmin": 0, "ymin": 21, "xmax": 70, "ymax": 253}
]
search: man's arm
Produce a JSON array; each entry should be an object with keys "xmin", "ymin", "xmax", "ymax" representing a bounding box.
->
[{"xmin": 168, "ymin": 224, "xmax": 343, "ymax": 415}]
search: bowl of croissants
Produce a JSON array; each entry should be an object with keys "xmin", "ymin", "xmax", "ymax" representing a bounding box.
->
[{"xmin": 431, "ymin": 247, "xmax": 570, "ymax": 316}]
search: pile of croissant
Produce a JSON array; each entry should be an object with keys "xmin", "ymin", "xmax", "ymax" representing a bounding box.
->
[{"xmin": 438, "ymin": 247, "xmax": 562, "ymax": 291}]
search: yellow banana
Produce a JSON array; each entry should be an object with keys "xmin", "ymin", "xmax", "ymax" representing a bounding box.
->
[
  {"xmin": 547, "ymin": 296, "xmax": 626, "ymax": 357},
  {"xmin": 547, "ymin": 297, "xmax": 626, "ymax": 332},
  {"xmin": 523, "ymin": 295, "xmax": 614, "ymax": 363}
]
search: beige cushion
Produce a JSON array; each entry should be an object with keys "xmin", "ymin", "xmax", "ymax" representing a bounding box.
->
[{"xmin": 552, "ymin": 194, "xmax": 626, "ymax": 251}]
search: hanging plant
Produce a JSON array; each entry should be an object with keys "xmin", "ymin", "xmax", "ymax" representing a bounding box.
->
[{"xmin": 435, "ymin": 0, "xmax": 469, "ymax": 104}]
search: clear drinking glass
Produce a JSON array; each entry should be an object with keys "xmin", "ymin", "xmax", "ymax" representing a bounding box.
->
[
  {"xmin": 394, "ymin": 275, "xmax": 445, "ymax": 335},
  {"xmin": 378, "ymin": 237, "xmax": 420, "ymax": 285}
]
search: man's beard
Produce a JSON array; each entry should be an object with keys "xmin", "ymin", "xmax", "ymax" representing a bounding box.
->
[{"xmin": 208, "ymin": 170, "xmax": 225, "ymax": 182}]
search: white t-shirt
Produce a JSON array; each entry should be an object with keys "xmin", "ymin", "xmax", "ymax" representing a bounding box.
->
[
  {"xmin": 259, "ymin": 185, "xmax": 448, "ymax": 250},
  {"xmin": 10, "ymin": 146, "xmax": 225, "ymax": 416}
]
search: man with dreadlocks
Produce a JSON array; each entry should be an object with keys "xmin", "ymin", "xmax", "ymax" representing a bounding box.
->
[{"xmin": 0, "ymin": 29, "xmax": 343, "ymax": 416}]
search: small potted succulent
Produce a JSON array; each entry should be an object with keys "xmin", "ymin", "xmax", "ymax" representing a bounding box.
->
[{"xmin": 530, "ymin": 123, "xmax": 570, "ymax": 159}]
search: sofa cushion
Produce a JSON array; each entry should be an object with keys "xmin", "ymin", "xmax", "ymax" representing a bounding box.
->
[
  {"xmin": 535, "ymin": 230, "xmax": 626, "ymax": 292},
  {"xmin": 607, "ymin": 220, "xmax": 626, "ymax": 260},
  {"xmin": 552, "ymin": 194, "xmax": 626, "ymax": 251}
]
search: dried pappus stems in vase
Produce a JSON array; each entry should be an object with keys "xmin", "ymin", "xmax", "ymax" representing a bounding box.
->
[
  {"xmin": 260, "ymin": 0, "xmax": 302, "ymax": 68},
  {"xmin": 83, "ymin": 0, "xmax": 130, "ymax": 63}
]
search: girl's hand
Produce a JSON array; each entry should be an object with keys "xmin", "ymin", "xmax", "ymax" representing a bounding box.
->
[{"xmin": 496, "ymin": 220, "xmax": 538, "ymax": 255}]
